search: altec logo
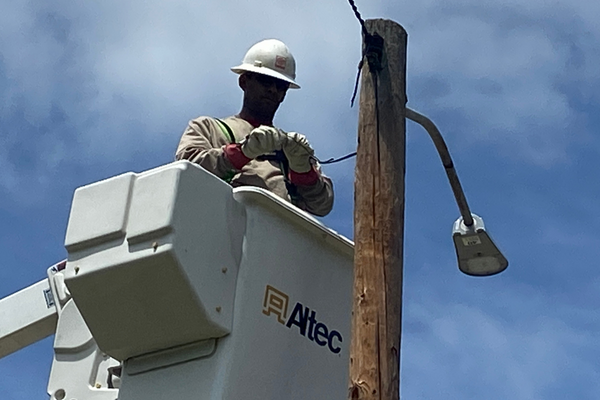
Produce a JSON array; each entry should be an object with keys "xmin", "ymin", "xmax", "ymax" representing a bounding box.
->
[{"xmin": 262, "ymin": 285, "xmax": 343, "ymax": 354}]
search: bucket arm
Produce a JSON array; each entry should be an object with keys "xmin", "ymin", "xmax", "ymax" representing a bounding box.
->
[{"xmin": 0, "ymin": 277, "xmax": 57, "ymax": 359}]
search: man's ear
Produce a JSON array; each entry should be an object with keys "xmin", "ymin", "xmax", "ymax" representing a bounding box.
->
[{"xmin": 239, "ymin": 74, "xmax": 247, "ymax": 91}]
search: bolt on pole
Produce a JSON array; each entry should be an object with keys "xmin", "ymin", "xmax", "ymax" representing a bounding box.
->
[{"xmin": 350, "ymin": 19, "xmax": 407, "ymax": 400}]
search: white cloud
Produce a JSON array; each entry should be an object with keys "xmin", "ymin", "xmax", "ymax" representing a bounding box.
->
[
  {"xmin": 403, "ymin": 280, "xmax": 600, "ymax": 399},
  {"xmin": 397, "ymin": 0, "xmax": 600, "ymax": 166},
  {"xmin": 3, "ymin": 0, "xmax": 597, "ymax": 179}
]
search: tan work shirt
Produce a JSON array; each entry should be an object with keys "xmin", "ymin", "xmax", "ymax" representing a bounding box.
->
[{"xmin": 175, "ymin": 116, "xmax": 334, "ymax": 217}]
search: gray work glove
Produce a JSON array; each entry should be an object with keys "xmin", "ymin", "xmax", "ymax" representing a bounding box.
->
[
  {"xmin": 240, "ymin": 126, "xmax": 286, "ymax": 159},
  {"xmin": 283, "ymin": 132, "xmax": 315, "ymax": 173}
]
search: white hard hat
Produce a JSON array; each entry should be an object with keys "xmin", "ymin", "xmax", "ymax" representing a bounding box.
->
[{"xmin": 231, "ymin": 39, "xmax": 300, "ymax": 89}]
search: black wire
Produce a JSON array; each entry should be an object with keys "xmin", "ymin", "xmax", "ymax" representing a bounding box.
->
[
  {"xmin": 347, "ymin": 0, "xmax": 368, "ymax": 37},
  {"xmin": 350, "ymin": 60, "xmax": 363, "ymax": 107},
  {"xmin": 348, "ymin": 0, "xmax": 367, "ymax": 107},
  {"xmin": 315, "ymin": 152, "xmax": 357, "ymax": 164},
  {"xmin": 334, "ymin": 0, "xmax": 379, "ymax": 160},
  {"xmin": 259, "ymin": 135, "xmax": 358, "ymax": 166}
]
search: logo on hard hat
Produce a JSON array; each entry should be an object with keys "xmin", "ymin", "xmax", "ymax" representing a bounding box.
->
[
  {"xmin": 262, "ymin": 285, "xmax": 343, "ymax": 354},
  {"xmin": 275, "ymin": 56, "xmax": 287, "ymax": 70}
]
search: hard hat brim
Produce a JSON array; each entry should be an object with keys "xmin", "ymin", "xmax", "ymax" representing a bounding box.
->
[{"xmin": 231, "ymin": 64, "xmax": 300, "ymax": 89}]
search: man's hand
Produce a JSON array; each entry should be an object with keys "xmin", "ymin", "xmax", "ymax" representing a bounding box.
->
[
  {"xmin": 283, "ymin": 132, "xmax": 314, "ymax": 173},
  {"xmin": 240, "ymin": 126, "xmax": 286, "ymax": 159}
]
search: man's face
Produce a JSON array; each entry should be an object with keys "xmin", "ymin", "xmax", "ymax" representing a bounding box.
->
[{"xmin": 240, "ymin": 72, "xmax": 290, "ymax": 115}]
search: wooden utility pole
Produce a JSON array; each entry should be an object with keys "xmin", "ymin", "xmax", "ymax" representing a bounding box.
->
[{"xmin": 349, "ymin": 19, "xmax": 407, "ymax": 400}]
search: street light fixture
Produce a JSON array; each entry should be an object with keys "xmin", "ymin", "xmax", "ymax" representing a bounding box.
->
[
  {"xmin": 452, "ymin": 214, "xmax": 508, "ymax": 276},
  {"xmin": 405, "ymin": 108, "xmax": 508, "ymax": 276}
]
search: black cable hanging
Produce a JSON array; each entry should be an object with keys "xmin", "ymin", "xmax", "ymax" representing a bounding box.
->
[
  {"xmin": 315, "ymin": 152, "xmax": 357, "ymax": 165},
  {"xmin": 314, "ymin": 0, "xmax": 384, "ymax": 165},
  {"xmin": 348, "ymin": 0, "xmax": 368, "ymax": 107}
]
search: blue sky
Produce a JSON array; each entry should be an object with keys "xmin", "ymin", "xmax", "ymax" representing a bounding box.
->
[{"xmin": 1, "ymin": 0, "xmax": 599, "ymax": 398}]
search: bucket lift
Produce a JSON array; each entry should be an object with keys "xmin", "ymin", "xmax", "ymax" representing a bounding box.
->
[{"xmin": 0, "ymin": 161, "xmax": 354, "ymax": 399}]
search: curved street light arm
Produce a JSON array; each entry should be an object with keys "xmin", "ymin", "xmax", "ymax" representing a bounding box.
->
[{"xmin": 405, "ymin": 108, "xmax": 474, "ymax": 227}]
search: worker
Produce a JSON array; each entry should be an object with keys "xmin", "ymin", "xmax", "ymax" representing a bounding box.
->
[{"xmin": 175, "ymin": 39, "xmax": 334, "ymax": 217}]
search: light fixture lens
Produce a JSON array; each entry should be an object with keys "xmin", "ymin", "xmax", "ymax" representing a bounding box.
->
[{"xmin": 461, "ymin": 255, "xmax": 506, "ymax": 276}]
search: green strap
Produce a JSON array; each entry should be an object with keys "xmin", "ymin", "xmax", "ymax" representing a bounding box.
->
[
  {"xmin": 215, "ymin": 118, "xmax": 237, "ymax": 184},
  {"xmin": 215, "ymin": 118, "xmax": 236, "ymax": 144}
]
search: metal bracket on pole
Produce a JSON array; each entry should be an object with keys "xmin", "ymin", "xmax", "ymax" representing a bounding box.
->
[{"xmin": 363, "ymin": 33, "xmax": 384, "ymax": 72}]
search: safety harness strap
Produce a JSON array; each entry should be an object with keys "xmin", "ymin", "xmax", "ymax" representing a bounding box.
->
[
  {"xmin": 215, "ymin": 118, "xmax": 236, "ymax": 144},
  {"xmin": 257, "ymin": 152, "xmax": 299, "ymax": 203},
  {"xmin": 215, "ymin": 118, "xmax": 237, "ymax": 183}
]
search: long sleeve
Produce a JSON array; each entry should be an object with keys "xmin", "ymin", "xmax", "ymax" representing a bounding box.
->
[
  {"xmin": 175, "ymin": 117, "xmax": 237, "ymax": 179},
  {"xmin": 290, "ymin": 166, "xmax": 334, "ymax": 217}
]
